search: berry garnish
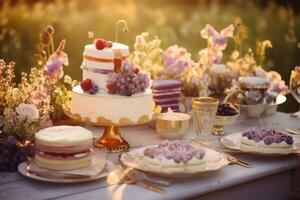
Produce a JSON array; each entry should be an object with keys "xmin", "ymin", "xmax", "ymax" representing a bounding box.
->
[
  {"xmin": 95, "ymin": 38, "xmax": 107, "ymax": 50},
  {"xmin": 106, "ymin": 61, "xmax": 150, "ymax": 96},
  {"xmin": 95, "ymin": 38, "xmax": 113, "ymax": 50},
  {"xmin": 217, "ymin": 103, "xmax": 238, "ymax": 116},
  {"xmin": 242, "ymin": 128, "xmax": 294, "ymax": 145},
  {"xmin": 134, "ymin": 68, "xmax": 140, "ymax": 74},
  {"xmin": 80, "ymin": 79, "xmax": 93, "ymax": 91},
  {"xmin": 89, "ymin": 85, "xmax": 99, "ymax": 94},
  {"xmin": 106, "ymin": 84, "xmax": 116, "ymax": 94}
]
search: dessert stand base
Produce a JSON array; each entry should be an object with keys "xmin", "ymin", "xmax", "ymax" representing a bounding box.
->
[
  {"xmin": 213, "ymin": 125, "xmax": 224, "ymax": 135},
  {"xmin": 63, "ymin": 104, "xmax": 158, "ymax": 153},
  {"xmin": 94, "ymin": 126, "xmax": 129, "ymax": 152}
]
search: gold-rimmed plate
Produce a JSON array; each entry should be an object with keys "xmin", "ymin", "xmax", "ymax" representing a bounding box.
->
[
  {"xmin": 119, "ymin": 145, "xmax": 229, "ymax": 178},
  {"xmin": 220, "ymin": 132, "xmax": 300, "ymax": 155},
  {"xmin": 18, "ymin": 152, "xmax": 112, "ymax": 183}
]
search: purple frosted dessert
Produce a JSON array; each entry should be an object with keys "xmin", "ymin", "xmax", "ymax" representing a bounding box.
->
[
  {"xmin": 152, "ymin": 80, "xmax": 181, "ymax": 112},
  {"xmin": 143, "ymin": 140, "xmax": 206, "ymax": 164},
  {"xmin": 241, "ymin": 128, "xmax": 293, "ymax": 147}
]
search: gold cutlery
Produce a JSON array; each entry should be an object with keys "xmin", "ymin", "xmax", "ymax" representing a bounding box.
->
[
  {"xmin": 226, "ymin": 155, "xmax": 251, "ymax": 168},
  {"xmin": 111, "ymin": 165, "xmax": 166, "ymax": 194},
  {"xmin": 124, "ymin": 175, "xmax": 166, "ymax": 194},
  {"xmin": 191, "ymin": 139, "xmax": 251, "ymax": 168},
  {"xmin": 126, "ymin": 167, "xmax": 173, "ymax": 187}
]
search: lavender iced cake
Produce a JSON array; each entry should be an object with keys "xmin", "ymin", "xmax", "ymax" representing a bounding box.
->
[
  {"xmin": 241, "ymin": 128, "xmax": 293, "ymax": 148},
  {"xmin": 142, "ymin": 140, "xmax": 207, "ymax": 168}
]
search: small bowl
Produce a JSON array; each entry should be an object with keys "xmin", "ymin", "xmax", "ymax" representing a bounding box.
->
[
  {"xmin": 156, "ymin": 112, "xmax": 191, "ymax": 139},
  {"xmin": 264, "ymin": 95, "xmax": 286, "ymax": 115},
  {"xmin": 241, "ymin": 94, "xmax": 286, "ymax": 118},
  {"xmin": 242, "ymin": 104, "xmax": 265, "ymax": 118}
]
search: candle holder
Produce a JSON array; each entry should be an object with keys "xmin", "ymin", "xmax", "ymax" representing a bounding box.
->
[{"xmin": 156, "ymin": 110, "xmax": 191, "ymax": 139}]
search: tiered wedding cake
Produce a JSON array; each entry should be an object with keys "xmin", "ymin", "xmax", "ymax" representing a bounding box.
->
[{"xmin": 70, "ymin": 38, "xmax": 153, "ymax": 125}]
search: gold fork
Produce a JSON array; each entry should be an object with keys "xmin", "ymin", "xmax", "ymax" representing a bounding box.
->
[
  {"xmin": 191, "ymin": 139, "xmax": 251, "ymax": 168},
  {"xmin": 112, "ymin": 165, "xmax": 166, "ymax": 194}
]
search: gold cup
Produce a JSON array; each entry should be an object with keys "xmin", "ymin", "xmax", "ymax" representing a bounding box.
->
[
  {"xmin": 192, "ymin": 97, "xmax": 219, "ymax": 138},
  {"xmin": 156, "ymin": 112, "xmax": 191, "ymax": 140}
]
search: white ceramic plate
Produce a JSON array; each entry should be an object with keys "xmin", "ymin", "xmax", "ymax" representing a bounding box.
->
[
  {"xmin": 18, "ymin": 152, "xmax": 113, "ymax": 183},
  {"xmin": 220, "ymin": 132, "xmax": 300, "ymax": 155},
  {"xmin": 18, "ymin": 162, "xmax": 112, "ymax": 183},
  {"xmin": 120, "ymin": 145, "xmax": 229, "ymax": 178}
]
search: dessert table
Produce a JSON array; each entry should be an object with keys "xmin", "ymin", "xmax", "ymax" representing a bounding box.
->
[{"xmin": 0, "ymin": 112, "xmax": 299, "ymax": 200}]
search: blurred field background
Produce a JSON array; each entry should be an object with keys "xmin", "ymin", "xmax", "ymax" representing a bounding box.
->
[{"xmin": 0, "ymin": 0, "xmax": 299, "ymax": 112}]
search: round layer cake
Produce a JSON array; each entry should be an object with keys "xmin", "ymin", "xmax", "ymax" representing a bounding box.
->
[
  {"xmin": 70, "ymin": 86, "xmax": 153, "ymax": 125},
  {"xmin": 82, "ymin": 43, "xmax": 129, "ymax": 91},
  {"xmin": 35, "ymin": 126, "xmax": 93, "ymax": 170},
  {"xmin": 71, "ymin": 39, "xmax": 153, "ymax": 126},
  {"xmin": 152, "ymin": 80, "xmax": 181, "ymax": 112}
]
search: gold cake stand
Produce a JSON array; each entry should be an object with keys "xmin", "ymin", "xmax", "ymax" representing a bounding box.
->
[{"xmin": 63, "ymin": 104, "xmax": 159, "ymax": 152}]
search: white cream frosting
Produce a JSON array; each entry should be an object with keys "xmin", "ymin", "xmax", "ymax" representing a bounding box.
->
[
  {"xmin": 240, "ymin": 137, "xmax": 292, "ymax": 148},
  {"xmin": 82, "ymin": 69, "xmax": 108, "ymax": 91},
  {"xmin": 35, "ymin": 154, "xmax": 92, "ymax": 170},
  {"xmin": 158, "ymin": 109, "xmax": 191, "ymax": 121},
  {"xmin": 70, "ymin": 86, "xmax": 153, "ymax": 124},
  {"xmin": 82, "ymin": 42, "xmax": 129, "ymax": 90},
  {"xmin": 83, "ymin": 43, "xmax": 129, "ymax": 59},
  {"xmin": 35, "ymin": 126, "xmax": 93, "ymax": 147}
]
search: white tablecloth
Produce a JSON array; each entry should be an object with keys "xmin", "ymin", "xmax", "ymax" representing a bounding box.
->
[{"xmin": 0, "ymin": 112, "xmax": 299, "ymax": 200}]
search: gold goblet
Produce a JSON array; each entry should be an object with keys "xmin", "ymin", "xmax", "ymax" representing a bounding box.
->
[
  {"xmin": 290, "ymin": 68, "xmax": 300, "ymax": 117},
  {"xmin": 192, "ymin": 97, "xmax": 219, "ymax": 140}
]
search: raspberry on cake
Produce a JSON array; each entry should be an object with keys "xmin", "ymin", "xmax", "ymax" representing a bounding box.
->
[
  {"xmin": 34, "ymin": 126, "xmax": 93, "ymax": 170},
  {"xmin": 80, "ymin": 79, "xmax": 99, "ymax": 94},
  {"xmin": 80, "ymin": 79, "xmax": 93, "ymax": 91},
  {"xmin": 95, "ymin": 38, "xmax": 111, "ymax": 50}
]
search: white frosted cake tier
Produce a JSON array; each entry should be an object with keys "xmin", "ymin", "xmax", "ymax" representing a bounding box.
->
[
  {"xmin": 35, "ymin": 126, "xmax": 93, "ymax": 170},
  {"xmin": 82, "ymin": 42, "xmax": 129, "ymax": 90},
  {"xmin": 70, "ymin": 86, "xmax": 154, "ymax": 125},
  {"xmin": 82, "ymin": 42, "xmax": 129, "ymax": 70},
  {"xmin": 82, "ymin": 69, "xmax": 108, "ymax": 92},
  {"xmin": 35, "ymin": 126, "xmax": 93, "ymax": 147}
]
